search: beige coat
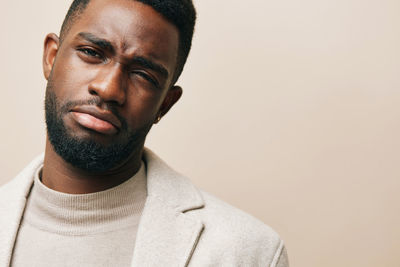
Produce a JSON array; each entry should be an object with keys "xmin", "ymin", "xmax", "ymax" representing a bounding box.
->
[{"xmin": 0, "ymin": 148, "xmax": 289, "ymax": 267}]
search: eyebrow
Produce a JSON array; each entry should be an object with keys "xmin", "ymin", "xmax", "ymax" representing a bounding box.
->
[
  {"xmin": 78, "ymin": 32, "xmax": 114, "ymax": 52},
  {"xmin": 131, "ymin": 56, "xmax": 169, "ymax": 78},
  {"xmin": 76, "ymin": 32, "xmax": 169, "ymax": 78}
]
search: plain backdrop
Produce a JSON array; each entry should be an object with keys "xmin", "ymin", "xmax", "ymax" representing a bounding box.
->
[{"xmin": 1, "ymin": 0, "xmax": 400, "ymax": 266}]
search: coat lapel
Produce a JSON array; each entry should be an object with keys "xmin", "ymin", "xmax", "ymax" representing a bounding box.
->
[
  {"xmin": 0, "ymin": 155, "xmax": 42, "ymax": 266},
  {"xmin": 131, "ymin": 149, "xmax": 205, "ymax": 267}
]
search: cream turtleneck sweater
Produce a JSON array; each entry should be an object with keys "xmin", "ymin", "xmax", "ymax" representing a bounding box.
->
[{"xmin": 11, "ymin": 162, "xmax": 147, "ymax": 267}]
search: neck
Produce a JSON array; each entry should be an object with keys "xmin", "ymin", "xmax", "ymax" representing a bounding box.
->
[{"xmin": 42, "ymin": 139, "xmax": 143, "ymax": 194}]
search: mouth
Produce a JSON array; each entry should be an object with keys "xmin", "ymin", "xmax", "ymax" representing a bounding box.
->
[{"xmin": 69, "ymin": 106, "xmax": 122, "ymax": 135}]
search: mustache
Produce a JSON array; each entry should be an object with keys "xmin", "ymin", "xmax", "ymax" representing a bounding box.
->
[{"xmin": 60, "ymin": 97, "xmax": 128, "ymax": 130}]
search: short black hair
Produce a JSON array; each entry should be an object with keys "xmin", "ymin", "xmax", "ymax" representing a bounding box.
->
[{"xmin": 59, "ymin": 0, "xmax": 196, "ymax": 83}]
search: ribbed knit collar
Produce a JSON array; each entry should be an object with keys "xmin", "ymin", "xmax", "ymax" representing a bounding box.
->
[{"xmin": 23, "ymin": 162, "xmax": 147, "ymax": 236}]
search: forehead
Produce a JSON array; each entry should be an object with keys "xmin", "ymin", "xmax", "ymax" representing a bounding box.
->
[{"xmin": 64, "ymin": 0, "xmax": 179, "ymax": 69}]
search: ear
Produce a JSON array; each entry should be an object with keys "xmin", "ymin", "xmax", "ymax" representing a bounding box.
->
[
  {"xmin": 154, "ymin": 85, "xmax": 183, "ymax": 124},
  {"xmin": 43, "ymin": 33, "xmax": 60, "ymax": 80}
]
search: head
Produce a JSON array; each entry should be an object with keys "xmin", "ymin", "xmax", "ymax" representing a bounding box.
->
[{"xmin": 43, "ymin": 0, "xmax": 196, "ymax": 172}]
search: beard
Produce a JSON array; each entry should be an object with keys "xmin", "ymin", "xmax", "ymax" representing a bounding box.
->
[{"xmin": 44, "ymin": 77, "xmax": 152, "ymax": 173}]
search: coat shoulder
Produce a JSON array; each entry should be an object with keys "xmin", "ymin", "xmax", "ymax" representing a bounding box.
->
[
  {"xmin": 201, "ymin": 190, "xmax": 281, "ymax": 240},
  {"xmin": 187, "ymin": 190, "xmax": 287, "ymax": 266}
]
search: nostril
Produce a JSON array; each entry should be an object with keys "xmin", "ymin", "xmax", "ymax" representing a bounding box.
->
[{"xmin": 89, "ymin": 89, "xmax": 98, "ymax": 96}]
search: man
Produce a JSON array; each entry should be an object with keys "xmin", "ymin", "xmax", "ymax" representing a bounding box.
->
[{"xmin": 0, "ymin": 0, "xmax": 289, "ymax": 266}]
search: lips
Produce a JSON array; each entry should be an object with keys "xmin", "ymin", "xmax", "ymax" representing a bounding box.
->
[{"xmin": 70, "ymin": 106, "xmax": 122, "ymax": 135}]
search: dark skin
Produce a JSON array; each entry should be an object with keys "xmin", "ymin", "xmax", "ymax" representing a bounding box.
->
[{"xmin": 41, "ymin": 0, "xmax": 182, "ymax": 194}]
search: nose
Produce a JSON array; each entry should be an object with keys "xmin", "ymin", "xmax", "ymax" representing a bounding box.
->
[{"xmin": 88, "ymin": 64, "xmax": 126, "ymax": 105}]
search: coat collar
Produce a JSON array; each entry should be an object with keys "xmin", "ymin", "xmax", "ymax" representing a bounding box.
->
[
  {"xmin": 142, "ymin": 148, "xmax": 204, "ymax": 213},
  {"xmin": 131, "ymin": 148, "xmax": 205, "ymax": 267},
  {"xmin": 0, "ymin": 149, "xmax": 205, "ymax": 267}
]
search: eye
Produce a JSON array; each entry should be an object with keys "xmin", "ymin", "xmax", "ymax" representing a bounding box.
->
[
  {"xmin": 77, "ymin": 47, "xmax": 104, "ymax": 62},
  {"xmin": 131, "ymin": 71, "xmax": 160, "ymax": 88}
]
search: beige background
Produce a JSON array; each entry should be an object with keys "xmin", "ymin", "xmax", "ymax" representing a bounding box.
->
[{"xmin": 1, "ymin": 0, "xmax": 399, "ymax": 266}]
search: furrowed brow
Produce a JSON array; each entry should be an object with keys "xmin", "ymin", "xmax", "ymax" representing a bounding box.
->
[
  {"xmin": 132, "ymin": 56, "xmax": 169, "ymax": 78},
  {"xmin": 76, "ymin": 32, "xmax": 169, "ymax": 78},
  {"xmin": 77, "ymin": 32, "xmax": 114, "ymax": 53}
]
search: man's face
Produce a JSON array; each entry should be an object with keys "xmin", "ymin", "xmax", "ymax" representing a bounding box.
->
[{"xmin": 43, "ymin": 0, "xmax": 181, "ymax": 172}]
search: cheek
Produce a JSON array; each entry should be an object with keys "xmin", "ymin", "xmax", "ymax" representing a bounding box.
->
[
  {"xmin": 124, "ymin": 89, "xmax": 164, "ymax": 127},
  {"xmin": 51, "ymin": 52, "xmax": 95, "ymax": 100}
]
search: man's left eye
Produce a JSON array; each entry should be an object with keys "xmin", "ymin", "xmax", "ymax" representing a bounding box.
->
[{"xmin": 132, "ymin": 71, "xmax": 159, "ymax": 88}]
